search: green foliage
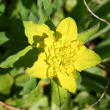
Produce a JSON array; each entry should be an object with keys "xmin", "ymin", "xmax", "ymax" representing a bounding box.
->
[
  {"xmin": 0, "ymin": 73, "xmax": 14, "ymax": 95},
  {"xmin": 0, "ymin": 46, "xmax": 32, "ymax": 68},
  {"xmin": 95, "ymin": 36, "xmax": 110, "ymax": 59},
  {"xmin": 78, "ymin": 23, "xmax": 100, "ymax": 42},
  {"xmin": 0, "ymin": 32, "xmax": 9, "ymax": 46},
  {"xmin": 0, "ymin": 2, "xmax": 5, "ymax": 16},
  {"xmin": 15, "ymin": 74, "xmax": 29, "ymax": 87},
  {"xmin": 21, "ymin": 78, "xmax": 37, "ymax": 95},
  {"xmin": 0, "ymin": 0, "xmax": 110, "ymax": 110},
  {"xmin": 43, "ymin": 0, "xmax": 52, "ymax": 16},
  {"xmin": 65, "ymin": 0, "xmax": 77, "ymax": 12},
  {"xmin": 81, "ymin": 71, "xmax": 108, "ymax": 93},
  {"xmin": 16, "ymin": 86, "xmax": 49, "ymax": 109},
  {"xmin": 76, "ymin": 71, "xmax": 82, "ymax": 85},
  {"xmin": 51, "ymin": 79, "xmax": 69, "ymax": 106}
]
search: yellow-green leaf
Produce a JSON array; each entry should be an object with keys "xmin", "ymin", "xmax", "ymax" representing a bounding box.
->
[{"xmin": 0, "ymin": 74, "xmax": 14, "ymax": 95}]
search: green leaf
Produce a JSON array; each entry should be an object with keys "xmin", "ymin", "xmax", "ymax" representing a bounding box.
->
[
  {"xmin": 17, "ymin": 0, "xmax": 30, "ymax": 19},
  {"xmin": 0, "ymin": 74, "xmax": 14, "ymax": 95},
  {"xmin": 28, "ymin": 3, "xmax": 39, "ymax": 23},
  {"xmin": 86, "ymin": 66, "xmax": 103, "ymax": 76},
  {"xmin": 95, "ymin": 37, "xmax": 110, "ymax": 59},
  {"xmin": 42, "ymin": 0, "xmax": 52, "ymax": 16},
  {"xmin": 78, "ymin": 23, "xmax": 100, "ymax": 42},
  {"xmin": 51, "ymin": 104, "xmax": 60, "ymax": 110},
  {"xmin": 53, "ymin": 0, "xmax": 63, "ymax": 11},
  {"xmin": 94, "ymin": 0, "xmax": 110, "ymax": 12},
  {"xmin": 76, "ymin": 71, "xmax": 82, "ymax": 86},
  {"xmin": 0, "ymin": 19, "xmax": 29, "ymax": 62},
  {"xmin": 16, "ymin": 86, "xmax": 44, "ymax": 107},
  {"xmin": 0, "ymin": 32, "xmax": 9, "ymax": 46},
  {"xmin": 11, "ymin": 0, "xmax": 35, "ymax": 19},
  {"xmin": 0, "ymin": 45, "xmax": 32, "ymax": 68},
  {"xmin": 5, "ymin": 98, "xmax": 16, "ymax": 106},
  {"xmin": 37, "ymin": 0, "xmax": 48, "ymax": 23},
  {"xmin": 29, "ymin": 97, "xmax": 49, "ymax": 110},
  {"xmin": 95, "ymin": 0, "xmax": 110, "ymax": 17},
  {"xmin": 13, "ymin": 47, "xmax": 39, "ymax": 68},
  {"xmin": 81, "ymin": 71, "xmax": 108, "ymax": 93},
  {"xmin": 70, "ymin": 0, "xmax": 87, "ymax": 23},
  {"xmin": 21, "ymin": 78, "xmax": 37, "ymax": 95},
  {"xmin": 51, "ymin": 79, "xmax": 60, "ymax": 106},
  {"xmin": 51, "ymin": 79, "xmax": 69, "ymax": 107},
  {"xmin": 15, "ymin": 74, "xmax": 29, "ymax": 87},
  {"xmin": 65, "ymin": 0, "xmax": 77, "ymax": 12},
  {"xmin": 10, "ymin": 67, "xmax": 25, "ymax": 77},
  {"xmin": 0, "ymin": 3, "xmax": 5, "ymax": 16},
  {"xmin": 87, "ymin": 25, "xmax": 110, "ymax": 42},
  {"xmin": 74, "ymin": 91, "xmax": 95, "ymax": 108}
]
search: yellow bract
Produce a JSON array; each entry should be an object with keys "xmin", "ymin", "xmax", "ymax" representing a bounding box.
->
[
  {"xmin": 24, "ymin": 17, "xmax": 101, "ymax": 93},
  {"xmin": 26, "ymin": 53, "xmax": 48, "ymax": 79},
  {"xmin": 73, "ymin": 46, "xmax": 101, "ymax": 71},
  {"xmin": 56, "ymin": 17, "xmax": 77, "ymax": 41},
  {"xmin": 23, "ymin": 21, "xmax": 54, "ymax": 48}
]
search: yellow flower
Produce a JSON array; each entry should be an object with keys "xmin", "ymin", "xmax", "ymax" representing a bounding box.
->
[{"xmin": 23, "ymin": 17, "xmax": 101, "ymax": 93}]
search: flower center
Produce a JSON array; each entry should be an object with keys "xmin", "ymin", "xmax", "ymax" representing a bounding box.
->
[{"xmin": 46, "ymin": 41, "xmax": 77, "ymax": 77}]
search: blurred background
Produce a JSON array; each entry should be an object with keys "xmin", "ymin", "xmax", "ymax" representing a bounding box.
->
[{"xmin": 0, "ymin": 0, "xmax": 110, "ymax": 110}]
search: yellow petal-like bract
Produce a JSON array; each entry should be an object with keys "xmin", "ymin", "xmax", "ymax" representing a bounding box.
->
[
  {"xmin": 26, "ymin": 53, "xmax": 48, "ymax": 79},
  {"xmin": 56, "ymin": 17, "xmax": 77, "ymax": 41},
  {"xmin": 23, "ymin": 21, "xmax": 54, "ymax": 48},
  {"xmin": 24, "ymin": 17, "xmax": 101, "ymax": 93}
]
